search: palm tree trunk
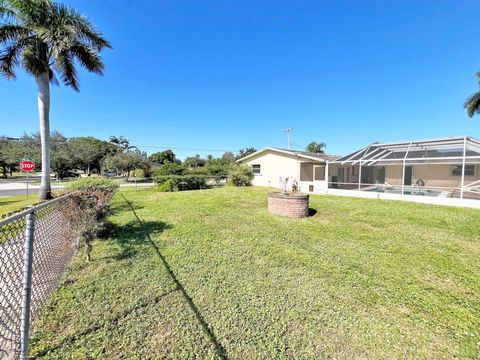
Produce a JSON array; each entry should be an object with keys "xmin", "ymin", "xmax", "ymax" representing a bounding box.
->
[{"xmin": 36, "ymin": 72, "xmax": 52, "ymax": 200}]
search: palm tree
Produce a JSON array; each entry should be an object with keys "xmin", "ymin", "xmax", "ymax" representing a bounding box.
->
[
  {"xmin": 306, "ymin": 141, "xmax": 327, "ymax": 154},
  {"xmin": 465, "ymin": 72, "xmax": 480, "ymax": 118},
  {"xmin": 109, "ymin": 136, "xmax": 138, "ymax": 151},
  {"xmin": 0, "ymin": 0, "xmax": 111, "ymax": 200}
]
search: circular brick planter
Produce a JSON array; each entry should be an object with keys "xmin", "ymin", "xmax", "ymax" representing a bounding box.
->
[{"xmin": 268, "ymin": 192, "xmax": 309, "ymax": 218}]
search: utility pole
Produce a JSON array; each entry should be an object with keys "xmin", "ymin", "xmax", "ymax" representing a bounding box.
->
[{"xmin": 284, "ymin": 128, "xmax": 292, "ymax": 149}]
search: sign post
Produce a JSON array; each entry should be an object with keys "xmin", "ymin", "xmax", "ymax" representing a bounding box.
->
[{"xmin": 19, "ymin": 160, "xmax": 36, "ymax": 198}]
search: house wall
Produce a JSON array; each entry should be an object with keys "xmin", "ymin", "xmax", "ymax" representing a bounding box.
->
[
  {"xmin": 386, "ymin": 164, "xmax": 480, "ymax": 188},
  {"xmin": 385, "ymin": 166, "xmax": 403, "ymax": 186},
  {"xmin": 241, "ymin": 150, "xmax": 300, "ymax": 188},
  {"xmin": 413, "ymin": 164, "xmax": 479, "ymax": 188}
]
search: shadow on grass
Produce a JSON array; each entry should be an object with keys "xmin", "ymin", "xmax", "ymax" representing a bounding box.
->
[
  {"xmin": 33, "ymin": 195, "xmax": 228, "ymax": 358},
  {"xmin": 111, "ymin": 199, "xmax": 144, "ymax": 214},
  {"xmin": 119, "ymin": 193, "xmax": 228, "ymax": 359},
  {"xmin": 308, "ymin": 208, "xmax": 317, "ymax": 216},
  {"xmin": 0, "ymin": 200, "xmax": 21, "ymax": 206},
  {"xmin": 102, "ymin": 220, "xmax": 172, "ymax": 261}
]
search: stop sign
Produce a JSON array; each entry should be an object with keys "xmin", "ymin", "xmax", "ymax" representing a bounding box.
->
[{"xmin": 19, "ymin": 160, "xmax": 36, "ymax": 172}]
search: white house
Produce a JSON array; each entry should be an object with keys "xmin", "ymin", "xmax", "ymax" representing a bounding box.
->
[{"xmin": 237, "ymin": 147, "xmax": 337, "ymax": 192}]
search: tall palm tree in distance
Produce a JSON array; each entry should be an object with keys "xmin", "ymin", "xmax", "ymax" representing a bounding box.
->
[
  {"xmin": 0, "ymin": 0, "xmax": 111, "ymax": 200},
  {"xmin": 465, "ymin": 72, "xmax": 480, "ymax": 118},
  {"xmin": 109, "ymin": 136, "xmax": 138, "ymax": 151},
  {"xmin": 306, "ymin": 141, "xmax": 327, "ymax": 154}
]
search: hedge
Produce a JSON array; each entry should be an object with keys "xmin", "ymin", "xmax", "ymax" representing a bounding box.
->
[{"xmin": 155, "ymin": 175, "xmax": 207, "ymax": 191}]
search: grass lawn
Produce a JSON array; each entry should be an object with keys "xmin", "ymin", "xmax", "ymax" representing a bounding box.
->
[
  {"xmin": 29, "ymin": 187, "xmax": 480, "ymax": 359},
  {"xmin": 0, "ymin": 194, "xmax": 36, "ymax": 217}
]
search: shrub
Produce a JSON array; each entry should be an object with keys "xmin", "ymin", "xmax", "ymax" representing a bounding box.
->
[
  {"xmin": 62, "ymin": 178, "xmax": 119, "ymax": 261},
  {"xmin": 190, "ymin": 166, "xmax": 209, "ymax": 175},
  {"xmin": 154, "ymin": 162, "xmax": 187, "ymax": 176},
  {"xmin": 65, "ymin": 177, "xmax": 119, "ymax": 192},
  {"xmin": 155, "ymin": 175, "xmax": 207, "ymax": 191},
  {"xmin": 228, "ymin": 164, "xmax": 254, "ymax": 187},
  {"xmin": 156, "ymin": 179, "xmax": 173, "ymax": 192}
]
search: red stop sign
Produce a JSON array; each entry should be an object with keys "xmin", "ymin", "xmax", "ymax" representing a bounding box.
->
[{"xmin": 20, "ymin": 160, "xmax": 36, "ymax": 172}]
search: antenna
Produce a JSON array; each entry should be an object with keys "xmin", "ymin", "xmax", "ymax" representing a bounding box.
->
[{"xmin": 284, "ymin": 128, "xmax": 292, "ymax": 149}]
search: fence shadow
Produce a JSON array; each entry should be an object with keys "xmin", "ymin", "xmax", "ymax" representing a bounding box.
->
[
  {"xmin": 32, "ymin": 195, "xmax": 228, "ymax": 358},
  {"xmin": 119, "ymin": 193, "xmax": 228, "ymax": 359},
  {"xmin": 102, "ymin": 220, "xmax": 172, "ymax": 260}
]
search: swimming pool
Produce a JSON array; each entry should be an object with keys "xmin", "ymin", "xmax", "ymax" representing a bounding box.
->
[{"xmin": 366, "ymin": 187, "xmax": 444, "ymax": 197}]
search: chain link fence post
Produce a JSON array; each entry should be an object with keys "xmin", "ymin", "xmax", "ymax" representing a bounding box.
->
[{"xmin": 20, "ymin": 210, "xmax": 35, "ymax": 360}]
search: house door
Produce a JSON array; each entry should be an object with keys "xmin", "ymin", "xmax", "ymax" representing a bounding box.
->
[{"xmin": 404, "ymin": 166, "xmax": 413, "ymax": 186}]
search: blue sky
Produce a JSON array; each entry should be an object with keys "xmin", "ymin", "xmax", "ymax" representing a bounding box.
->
[{"xmin": 2, "ymin": 0, "xmax": 480, "ymax": 159}]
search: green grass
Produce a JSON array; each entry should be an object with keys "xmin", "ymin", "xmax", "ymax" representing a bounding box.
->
[
  {"xmin": 0, "ymin": 194, "xmax": 35, "ymax": 217},
  {"xmin": 30, "ymin": 187, "xmax": 480, "ymax": 359}
]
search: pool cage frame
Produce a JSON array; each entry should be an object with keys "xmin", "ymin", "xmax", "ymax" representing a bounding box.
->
[{"xmin": 330, "ymin": 136, "xmax": 480, "ymax": 199}]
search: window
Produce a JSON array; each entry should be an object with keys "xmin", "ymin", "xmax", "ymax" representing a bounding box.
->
[
  {"xmin": 252, "ymin": 164, "xmax": 261, "ymax": 175},
  {"xmin": 452, "ymin": 165, "xmax": 475, "ymax": 177}
]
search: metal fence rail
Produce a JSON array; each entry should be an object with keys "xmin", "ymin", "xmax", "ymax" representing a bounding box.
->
[{"xmin": 0, "ymin": 196, "xmax": 74, "ymax": 359}]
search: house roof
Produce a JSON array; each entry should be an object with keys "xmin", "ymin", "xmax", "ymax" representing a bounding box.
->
[
  {"xmin": 333, "ymin": 136, "xmax": 480, "ymax": 165},
  {"xmin": 237, "ymin": 147, "xmax": 338, "ymax": 163}
]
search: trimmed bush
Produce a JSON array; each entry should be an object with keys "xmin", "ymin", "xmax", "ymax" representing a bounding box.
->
[
  {"xmin": 154, "ymin": 162, "xmax": 187, "ymax": 176},
  {"xmin": 228, "ymin": 164, "xmax": 254, "ymax": 186},
  {"xmin": 155, "ymin": 175, "xmax": 207, "ymax": 191},
  {"xmin": 62, "ymin": 178, "xmax": 119, "ymax": 261},
  {"xmin": 157, "ymin": 179, "xmax": 173, "ymax": 192},
  {"xmin": 65, "ymin": 177, "xmax": 119, "ymax": 193}
]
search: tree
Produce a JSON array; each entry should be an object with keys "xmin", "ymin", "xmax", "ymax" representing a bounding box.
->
[
  {"xmin": 0, "ymin": 0, "xmax": 111, "ymax": 200},
  {"xmin": 69, "ymin": 137, "xmax": 107, "ymax": 174},
  {"xmin": 50, "ymin": 131, "xmax": 72, "ymax": 179},
  {"xmin": 236, "ymin": 147, "xmax": 257, "ymax": 160},
  {"xmin": 155, "ymin": 162, "xmax": 187, "ymax": 176},
  {"xmin": 306, "ymin": 141, "xmax": 327, "ymax": 154},
  {"xmin": 465, "ymin": 72, "xmax": 480, "ymax": 117},
  {"xmin": 104, "ymin": 149, "xmax": 144, "ymax": 180},
  {"xmin": 149, "ymin": 149, "xmax": 178, "ymax": 165},
  {"xmin": 184, "ymin": 154, "xmax": 206, "ymax": 169},
  {"xmin": 0, "ymin": 136, "xmax": 24, "ymax": 177},
  {"xmin": 221, "ymin": 151, "xmax": 235, "ymax": 163},
  {"xmin": 109, "ymin": 136, "xmax": 137, "ymax": 151},
  {"xmin": 13, "ymin": 133, "xmax": 41, "ymax": 166}
]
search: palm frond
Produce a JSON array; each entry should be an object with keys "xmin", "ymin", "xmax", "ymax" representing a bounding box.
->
[
  {"xmin": 0, "ymin": 0, "xmax": 17, "ymax": 22},
  {"xmin": 0, "ymin": 0, "xmax": 110, "ymax": 89},
  {"xmin": 54, "ymin": 3, "xmax": 111, "ymax": 50},
  {"xmin": 54, "ymin": 49, "xmax": 78, "ymax": 91},
  {"xmin": 0, "ymin": 36, "xmax": 29, "ymax": 78},
  {"xmin": 0, "ymin": 24, "xmax": 30, "ymax": 43},
  {"xmin": 70, "ymin": 41, "xmax": 103, "ymax": 74},
  {"xmin": 475, "ymin": 71, "xmax": 480, "ymax": 85},
  {"xmin": 464, "ymin": 91, "xmax": 480, "ymax": 118},
  {"xmin": 8, "ymin": 0, "xmax": 52, "ymax": 26}
]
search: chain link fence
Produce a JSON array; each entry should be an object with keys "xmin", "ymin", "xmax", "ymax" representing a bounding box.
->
[{"xmin": 0, "ymin": 196, "xmax": 75, "ymax": 360}]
